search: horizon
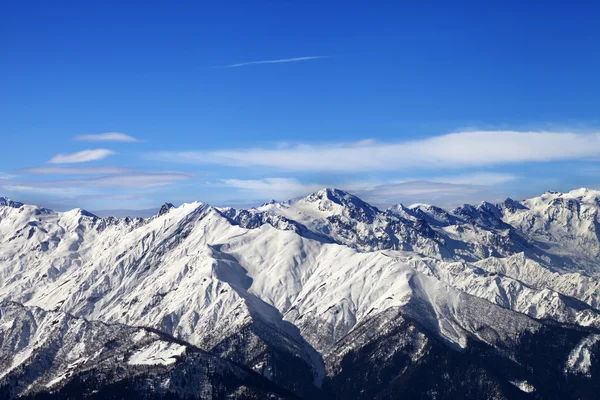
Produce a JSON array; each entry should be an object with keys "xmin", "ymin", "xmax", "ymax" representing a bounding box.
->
[
  {"xmin": 3, "ymin": 2, "xmax": 600, "ymax": 212},
  {"xmin": 2, "ymin": 185, "xmax": 596, "ymax": 218}
]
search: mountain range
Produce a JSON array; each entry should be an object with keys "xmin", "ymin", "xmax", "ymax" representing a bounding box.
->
[{"xmin": 2, "ymin": 188, "xmax": 600, "ymax": 399}]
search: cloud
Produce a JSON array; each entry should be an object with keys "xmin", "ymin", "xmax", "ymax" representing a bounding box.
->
[
  {"xmin": 430, "ymin": 172, "xmax": 518, "ymax": 186},
  {"xmin": 224, "ymin": 56, "xmax": 327, "ymax": 68},
  {"xmin": 48, "ymin": 149, "xmax": 116, "ymax": 164},
  {"xmin": 86, "ymin": 172, "xmax": 194, "ymax": 188},
  {"xmin": 1, "ymin": 185, "xmax": 81, "ymax": 196},
  {"xmin": 351, "ymin": 181, "xmax": 507, "ymax": 209},
  {"xmin": 150, "ymin": 130, "xmax": 600, "ymax": 172},
  {"xmin": 222, "ymin": 178, "xmax": 319, "ymax": 192},
  {"xmin": 75, "ymin": 132, "xmax": 140, "ymax": 142},
  {"xmin": 220, "ymin": 178, "xmax": 322, "ymax": 200},
  {"xmin": 0, "ymin": 172, "xmax": 194, "ymax": 196},
  {"xmin": 19, "ymin": 166, "xmax": 132, "ymax": 175}
]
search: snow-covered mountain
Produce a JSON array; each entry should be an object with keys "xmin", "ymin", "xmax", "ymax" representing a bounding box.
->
[
  {"xmin": 0, "ymin": 301, "xmax": 292, "ymax": 399},
  {"xmin": 2, "ymin": 188, "xmax": 600, "ymax": 398}
]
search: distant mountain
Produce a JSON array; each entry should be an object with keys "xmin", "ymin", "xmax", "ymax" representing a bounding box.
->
[
  {"xmin": 0, "ymin": 197, "xmax": 23, "ymax": 209},
  {"xmin": 2, "ymin": 189, "xmax": 600, "ymax": 398}
]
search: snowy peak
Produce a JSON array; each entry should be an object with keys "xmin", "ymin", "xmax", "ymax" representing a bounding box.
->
[
  {"xmin": 451, "ymin": 203, "xmax": 479, "ymax": 219},
  {"xmin": 261, "ymin": 199, "xmax": 279, "ymax": 207},
  {"xmin": 477, "ymin": 201, "xmax": 502, "ymax": 218},
  {"xmin": 301, "ymin": 188, "xmax": 380, "ymax": 223},
  {"xmin": 303, "ymin": 188, "xmax": 355, "ymax": 205},
  {"xmin": 518, "ymin": 188, "xmax": 600, "ymax": 222},
  {"xmin": 386, "ymin": 203, "xmax": 416, "ymax": 220},
  {"xmin": 498, "ymin": 197, "xmax": 528, "ymax": 213},
  {"xmin": 528, "ymin": 188, "xmax": 600, "ymax": 209},
  {"xmin": 158, "ymin": 202, "xmax": 175, "ymax": 216},
  {"xmin": 450, "ymin": 201, "xmax": 511, "ymax": 231},
  {"xmin": 62, "ymin": 207, "xmax": 98, "ymax": 219},
  {"xmin": 406, "ymin": 203, "xmax": 458, "ymax": 226},
  {"xmin": 0, "ymin": 197, "xmax": 24, "ymax": 209},
  {"xmin": 554, "ymin": 187, "xmax": 600, "ymax": 201}
]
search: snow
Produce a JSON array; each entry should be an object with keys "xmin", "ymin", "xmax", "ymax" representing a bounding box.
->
[
  {"xmin": 510, "ymin": 380, "xmax": 535, "ymax": 393},
  {"xmin": 128, "ymin": 341, "xmax": 187, "ymax": 366},
  {"xmin": 566, "ymin": 334, "xmax": 600, "ymax": 376},
  {"xmin": 2, "ymin": 188, "xmax": 600, "ymax": 387},
  {"xmin": 45, "ymin": 373, "xmax": 68, "ymax": 388},
  {"xmin": 0, "ymin": 347, "xmax": 34, "ymax": 380}
]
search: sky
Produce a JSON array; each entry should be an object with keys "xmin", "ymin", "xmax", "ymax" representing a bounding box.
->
[{"xmin": 2, "ymin": 1, "xmax": 600, "ymax": 214}]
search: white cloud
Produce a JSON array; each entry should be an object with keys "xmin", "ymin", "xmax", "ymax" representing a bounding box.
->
[
  {"xmin": 1, "ymin": 185, "xmax": 82, "ymax": 196},
  {"xmin": 75, "ymin": 132, "xmax": 140, "ymax": 142},
  {"xmin": 222, "ymin": 178, "xmax": 318, "ymax": 192},
  {"xmin": 221, "ymin": 178, "xmax": 322, "ymax": 200},
  {"xmin": 224, "ymin": 56, "xmax": 327, "ymax": 68},
  {"xmin": 431, "ymin": 172, "xmax": 518, "ymax": 186},
  {"xmin": 351, "ymin": 138, "xmax": 377, "ymax": 147},
  {"xmin": 150, "ymin": 130, "xmax": 600, "ymax": 172},
  {"xmin": 48, "ymin": 149, "xmax": 116, "ymax": 164},
  {"xmin": 0, "ymin": 172, "xmax": 194, "ymax": 196},
  {"xmin": 89, "ymin": 172, "xmax": 194, "ymax": 188},
  {"xmin": 351, "ymin": 181, "xmax": 508, "ymax": 209},
  {"xmin": 19, "ymin": 166, "xmax": 132, "ymax": 175}
]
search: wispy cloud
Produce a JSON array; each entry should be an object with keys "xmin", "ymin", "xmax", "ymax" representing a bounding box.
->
[
  {"xmin": 75, "ymin": 132, "xmax": 140, "ymax": 142},
  {"xmin": 19, "ymin": 166, "xmax": 132, "ymax": 175},
  {"xmin": 1, "ymin": 185, "xmax": 82, "ymax": 196},
  {"xmin": 224, "ymin": 56, "xmax": 327, "ymax": 68},
  {"xmin": 221, "ymin": 178, "xmax": 322, "ymax": 199},
  {"xmin": 150, "ymin": 130, "xmax": 600, "ymax": 172},
  {"xmin": 430, "ymin": 172, "xmax": 518, "ymax": 186},
  {"xmin": 85, "ymin": 172, "xmax": 194, "ymax": 188},
  {"xmin": 0, "ymin": 172, "xmax": 194, "ymax": 195},
  {"xmin": 351, "ymin": 181, "xmax": 508, "ymax": 209},
  {"xmin": 48, "ymin": 149, "xmax": 116, "ymax": 164}
]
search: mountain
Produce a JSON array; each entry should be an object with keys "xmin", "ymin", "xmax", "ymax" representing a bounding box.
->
[
  {"xmin": 0, "ymin": 301, "xmax": 294, "ymax": 399},
  {"xmin": 0, "ymin": 197, "xmax": 23, "ymax": 209},
  {"xmin": 2, "ymin": 189, "xmax": 600, "ymax": 398}
]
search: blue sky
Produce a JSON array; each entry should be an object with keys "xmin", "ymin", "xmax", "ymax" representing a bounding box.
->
[{"xmin": 2, "ymin": 1, "xmax": 600, "ymax": 213}]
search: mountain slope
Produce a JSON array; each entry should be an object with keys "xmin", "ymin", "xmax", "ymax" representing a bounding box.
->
[
  {"xmin": 2, "ymin": 188, "xmax": 600, "ymax": 398},
  {"xmin": 0, "ymin": 301, "xmax": 295, "ymax": 399}
]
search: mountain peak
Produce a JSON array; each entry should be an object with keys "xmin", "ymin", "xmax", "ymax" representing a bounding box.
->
[
  {"xmin": 63, "ymin": 207, "xmax": 98, "ymax": 219},
  {"xmin": 529, "ymin": 188, "xmax": 600, "ymax": 208},
  {"xmin": 303, "ymin": 188, "xmax": 380, "ymax": 223},
  {"xmin": 478, "ymin": 201, "xmax": 502, "ymax": 218},
  {"xmin": 158, "ymin": 202, "xmax": 175, "ymax": 216},
  {"xmin": 565, "ymin": 187, "xmax": 600, "ymax": 200},
  {"xmin": 312, "ymin": 187, "xmax": 352, "ymax": 199},
  {"xmin": 387, "ymin": 203, "xmax": 413, "ymax": 214},
  {"xmin": 452, "ymin": 203, "xmax": 478, "ymax": 217},
  {"xmin": 0, "ymin": 196, "xmax": 24, "ymax": 209},
  {"xmin": 499, "ymin": 197, "xmax": 528, "ymax": 212},
  {"xmin": 304, "ymin": 188, "xmax": 367, "ymax": 207},
  {"xmin": 261, "ymin": 199, "xmax": 279, "ymax": 207}
]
